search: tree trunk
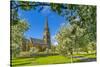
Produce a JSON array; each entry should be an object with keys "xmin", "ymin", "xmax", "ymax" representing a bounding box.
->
[
  {"xmin": 71, "ymin": 54, "xmax": 73, "ymax": 63},
  {"xmin": 70, "ymin": 51, "xmax": 73, "ymax": 63}
]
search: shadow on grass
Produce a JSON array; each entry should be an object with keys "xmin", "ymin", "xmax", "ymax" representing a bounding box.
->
[{"xmin": 11, "ymin": 62, "xmax": 31, "ymax": 67}]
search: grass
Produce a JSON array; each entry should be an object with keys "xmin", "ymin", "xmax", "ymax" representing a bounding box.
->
[
  {"xmin": 11, "ymin": 55, "xmax": 71, "ymax": 66},
  {"xmin": 34, "ymin": 55, "xmax": 71, "ymax": 64},
  {"xmin": 11, "ymin": 57, "xmax": 35, "ymax": 66},
  {"xmin": 11, "ymin": 53, "xmax": 96, "ymax": 67}
]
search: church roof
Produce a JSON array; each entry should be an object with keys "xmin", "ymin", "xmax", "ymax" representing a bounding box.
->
[{"xmin": 30, "ymin": 38, "xmax": 46, "ymax": 45}]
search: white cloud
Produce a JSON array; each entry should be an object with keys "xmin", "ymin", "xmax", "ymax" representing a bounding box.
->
[
  {"xmin": 60, "ymin": 22, "xmax": 65, "ymax": 26},
  {"xmin": 53, "ymin": 41, "xmax": 58, "ymax": 45},
  {"xmin": 41, "ymin": 6, "xmax": 51, "ymax": 16},
  {"xmin": 51, "ymin": 35, "xmax": 58, "ymax": 45}
]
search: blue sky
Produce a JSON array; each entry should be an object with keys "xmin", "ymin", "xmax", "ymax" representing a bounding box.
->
[{"xmin": 18, "ymin": 6, "xmax": 66, "ymax": 45}]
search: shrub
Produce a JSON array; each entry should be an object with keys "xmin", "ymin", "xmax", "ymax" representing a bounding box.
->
[
  {"xmin": 29, "ymin": 47, "xmax": 39, "ymax": 53},
  {"xmin": 44, "ymin": 48, "xmax": 52, "ymax": 54},
  {"xmin": 18, "ymin": 51, "xmax": 31, "ymax": 58},
  {"xmin": 11, "ymin": 44, "xmax": 20, "ymax": 57}
]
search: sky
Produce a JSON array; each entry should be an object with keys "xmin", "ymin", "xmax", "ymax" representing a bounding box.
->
[{"xmin": 18, "ymin": 6, "xmax": 66, "ymax": 45}]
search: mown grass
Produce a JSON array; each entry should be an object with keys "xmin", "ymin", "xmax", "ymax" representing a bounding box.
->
[
  {"xmin": 11, "ymin": 57, "xmax": 35, "ymax": 66},
  {"xmin": 11, "ymin": 55, "xmax": 71, "ymax": 66},
  {"xmin": 74, "ymin": 53, "xmax": 96, "ymax": 58},
  {"xmin": 11, "ymin": 53, "xmax": 96, "ymax": 67},
  {"xmin": 33, "ymin": 55, "xmax": 71, "ymax": 65}
]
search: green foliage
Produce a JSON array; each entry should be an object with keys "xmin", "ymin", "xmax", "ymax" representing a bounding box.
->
[
  {"xmin": 50, "ymin": 45, "xmax": 56, "ymax": 53},
  {"xmin": 11, "ymin": 44, "xmax": 20, "ymax": 57},
  {"xmin": 44, "ymin": 48, "xmax": 51, "ymax": 54},
  {"xmin": 55, "ymin": 4, "xmax": 96, "ymax": 63},
  {"xmin": 56, "ymin": 25, "xmax": 73, "ymax": 56},
  {"xmin": 11, "ymin": 20, "xmax": 29, "ymax": 45},
  {"xmin": 87, "ymin": 42, "xmax": 96, "ymax": 52},
  {"xmin": 68, "ymin": 5, "xmax": 96, "ymax": 42},
  {"xmin": 18, "ymin": 1, "xmax": 35, "ymax": 10},
  {"xmin": 18, "ymin": 51, "xmax": 31, "ymax": 58},
  {"xmin": 50, "ymin": 3, "xmax": 62, "ymax": 14},
  {"xmin": 29, "ymin": 47, "xmax": 39, "ymax": 54},
  {"xmin": 11, "ymin": 20, "xmax": 29, "ymax": 56}
]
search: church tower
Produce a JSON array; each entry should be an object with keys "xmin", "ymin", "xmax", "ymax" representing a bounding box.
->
[{"xmin": 43, "ymin": 17, "xmax": 51, "ymax": 49}]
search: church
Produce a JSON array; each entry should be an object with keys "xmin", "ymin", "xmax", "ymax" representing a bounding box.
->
[{"xmin": 21, "ymin": 17, "xmax": 51, "ymax": 51}]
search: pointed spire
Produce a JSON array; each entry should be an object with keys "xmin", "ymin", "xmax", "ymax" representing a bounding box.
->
[
  {"xmin": 43, "ymin": 17, "xmax": 51, "ymax": 49},
  {"xmin": 45, "ymin": 17, "xmax": 49, "ymax": 29}
]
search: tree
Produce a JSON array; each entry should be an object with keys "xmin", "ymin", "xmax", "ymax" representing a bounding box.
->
[
  {"xmin": 56, "ymin": 25, "xmax": 74, "ymax": 63},
  {"xmin": 11, "ymin": 20, "xmax": 29, "ymax": 57},
  {"xmin": 11, "ymin": 1, "xmax": 33, "ymax": 57},
  {"xmin": 11, "ymin": 1, "xmax": 96, "ymax": 58},
  {"xmin": 69, "ymin": 5, "xmax": 96, "ymax": 53},
  {"xmin": 29, "ymin": 47, "xmax": 39, "ymax": 54},
  {"xmin": 55, "ymin": 5, "xmax": 96, "ymax": 60},
  {"xmin": 50, "ymin": 45, "xmax": 56, "ymax": 53}
]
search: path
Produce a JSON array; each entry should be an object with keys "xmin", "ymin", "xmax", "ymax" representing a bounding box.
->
[{"xmin": 73, "ymin": 56, "xmax": 96, "ymax": 62}]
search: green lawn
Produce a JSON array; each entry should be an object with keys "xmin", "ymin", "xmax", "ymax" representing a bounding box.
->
[
  {"xmin": 11, "ymin": 53, "xmax": 96, "ymax": 67},
  {"xmin": 12, "ymin": 55, "xmax": 71, "ymax": 66}
]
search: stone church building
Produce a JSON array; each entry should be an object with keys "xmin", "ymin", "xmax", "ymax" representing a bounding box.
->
[{"xmin": 21, "ymin": 18, "xmax": 51, "ymax": 51}]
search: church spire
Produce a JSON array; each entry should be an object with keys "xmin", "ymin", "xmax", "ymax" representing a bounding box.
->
[
  {"xmin": 45, "ymin": 17, "xmax": 49, "ymax": 29},
  {"xmin": 43, "ymin": 17, "xmax": 51, "ymax": 49}
]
